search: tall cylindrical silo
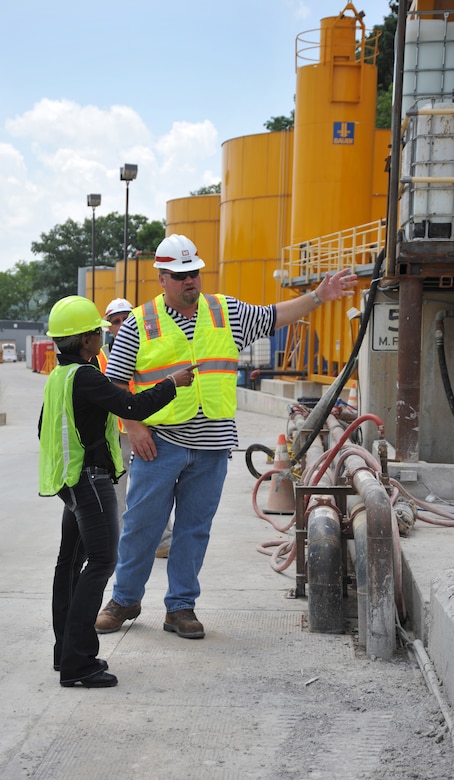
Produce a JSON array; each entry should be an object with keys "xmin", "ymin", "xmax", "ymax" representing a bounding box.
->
[
  {"xmin": 219, "ymin": 129, "xmax": 293, "ymax": 305},
  {"xmin": 291, "ymin": 6, "xmax": 379, "ymax": 245}
]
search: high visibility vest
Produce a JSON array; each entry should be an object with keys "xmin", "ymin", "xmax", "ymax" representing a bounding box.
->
[
  {"xmin": 97, "ymin": 343, "xmax": 130, "ymax": 434},
  {"xmin": 132, "ymin": 293, "xmax": 238, "ymax": 425},
  {"xmin": 97, "ymin": 344, "xmax": 109, "ymax": 373},
  {"xmin": 39, "ymin": 363, "xmax": 124, "ymax": 496}
]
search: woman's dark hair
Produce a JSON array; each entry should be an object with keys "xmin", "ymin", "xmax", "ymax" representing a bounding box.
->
[{"xmin": 53, "ymin": 334, "xmax": 85, "ymax": 354}]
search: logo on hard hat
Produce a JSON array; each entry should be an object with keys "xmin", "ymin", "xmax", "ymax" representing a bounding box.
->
[{"xmin": 182, "ymin": 249, "xmax": 189, "ymax": 256}]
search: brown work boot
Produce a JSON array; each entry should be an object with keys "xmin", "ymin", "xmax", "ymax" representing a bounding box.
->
[
  {"xmin": 155, "ymin": 545, "xmax": 170, "ymax": 559},
  {"xmin": 163, "ymin": 609, "xmax": 205, "ymax": 639},
  {"xmin": 95, "ymin": 599, "xmax": 141, "ymax": 634}
]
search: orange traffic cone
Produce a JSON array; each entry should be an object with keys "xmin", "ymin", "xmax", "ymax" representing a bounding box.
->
[
  {"xmin": 264, "ymin": 434, "xmax": 295, "ymax": 515},
  {"xmin": 347, "ymin": 382, "xmax": 358, "ymax": 410}
]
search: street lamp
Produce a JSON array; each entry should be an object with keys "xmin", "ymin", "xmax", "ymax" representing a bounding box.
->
[
  {"xmin": 87, "ymin": 194, "xmax": 101, "ymax": 301},
  {"xmin": 120, "ymin": 164, "xmax": 138, "ymax": 298}
]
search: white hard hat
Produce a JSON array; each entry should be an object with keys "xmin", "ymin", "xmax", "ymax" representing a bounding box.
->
[
  {"xmin": 153, "ymin": 234, "xmax": 205, "ymax": 272},
  {"xmin": 104, "ymin": 298, "xmax": 133, "ymax": 318}
]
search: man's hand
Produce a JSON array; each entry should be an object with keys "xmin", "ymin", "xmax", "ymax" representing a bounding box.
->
[
  {"xmin": 123, "ymin": 420, "xmax": 157, "ymax": 461},
  {"xmin": 316, "ymin": 268, "xmax": 358, "ymax": 303}
]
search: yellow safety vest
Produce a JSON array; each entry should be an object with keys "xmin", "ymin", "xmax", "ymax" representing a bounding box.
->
[
  {"xmin": 132, "ymin": 293, "xmax": 238, "ymax": 425},
  {"xmin": 39, "ymin": 363, "xmax": 124, "ymax": 496}
]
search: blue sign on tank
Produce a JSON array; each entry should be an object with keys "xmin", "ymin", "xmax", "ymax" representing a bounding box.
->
[{"xmin": 333, "ymin": 122, "xmax": 355, "ymax": 145}]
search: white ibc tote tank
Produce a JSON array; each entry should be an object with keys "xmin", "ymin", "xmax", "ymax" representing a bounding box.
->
[
  {"xmin": 400, "ymin": 13, "xmax": 454, "ymax": 240},
  {"xmin": 400, "ymin": 101, "xmax": 454, "ymax": 240}
]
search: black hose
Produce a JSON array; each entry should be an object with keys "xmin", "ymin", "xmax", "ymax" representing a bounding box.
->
[
  {"xmin": 245, "ymin": 443, "xmax": 275, "ymax": 479},
  {"xmin": 435, "ymin": 312, "xmax": 454, "ymax": 415},
  {"xmin": 291, "ymin": 248, "xmax": 385, "ymax": 464}
]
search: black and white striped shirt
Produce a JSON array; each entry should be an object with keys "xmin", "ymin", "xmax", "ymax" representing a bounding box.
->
[{"xmin": 106, "ymin": 296, "xmax": 276, "ymax": 450}]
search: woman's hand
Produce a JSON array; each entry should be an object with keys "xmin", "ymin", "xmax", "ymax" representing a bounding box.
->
[{"xmin": 168, "ymin": 363, "xmax": 200, "ymax": 388}]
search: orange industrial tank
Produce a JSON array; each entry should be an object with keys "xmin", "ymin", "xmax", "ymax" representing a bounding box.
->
[
  {"xmin": 219, "ymin": 129, "xmax": 293, "ymax": 304},
  {"xmin": 116, "ymin": 254, "xmax": 165, "ymax": 308},
  {"xmin": 166, "ymin": 194, "xmax": 220, "ymax": 292},
  {"xmin": 291, "ymin": 3, "xmax": 380, "ymax": 245},
  {"xmin": 84, "ymin": 266, "xmax": 116, "ymax": 315}
]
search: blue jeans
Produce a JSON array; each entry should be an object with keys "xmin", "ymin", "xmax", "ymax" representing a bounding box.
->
[
  {"xmin": 53, "ymin": 468, "xmax": 119, "ymax": 681},
  {"xmin": 112, "ymin": 436, "xmax": 229, "ymax": 612}
]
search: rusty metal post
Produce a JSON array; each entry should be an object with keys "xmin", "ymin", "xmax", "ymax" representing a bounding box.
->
[
  {"xmin": 395, "ymin": 277, "xmax": 423, "ymax": 461},
  {"xmin": 295, "ymin": 487, "xmax": 307, "ymax": 597}
]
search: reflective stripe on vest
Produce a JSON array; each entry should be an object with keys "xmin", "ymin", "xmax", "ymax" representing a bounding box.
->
[{"xmin": 132, "ymin": 293, "xmax": 238, "ymax": 424}]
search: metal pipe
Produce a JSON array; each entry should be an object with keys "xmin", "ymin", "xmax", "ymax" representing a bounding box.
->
[
  {"xmin": 407, "ymin": 107, "xmax": 454, "ymax": 117},
  {"xmin": 328, "ymin": 418, "xmax": 395, "ymax": 659},
  {"xmin": 349, "ymin": 502, "xmax": 367, "ymax": 648},
  {"xmin": 91, "ymin": 207, "xmax": 96, "ymax": 302},
  {"xmin": 304, "ymin": 436, "xmax": 343, "ymax": 633},
  {"xmin": 307, "ymin": 506, "xmax": 343, "ymax": 633},
  {"xmin": 401, "ymin": 176, "xmax": 454, "ymax": 184},
  {"xmin": 123, "ymin": 181, "xmax": 130, "ymax": 299},
  {"xmin": 386, "ymin": 0, "xmax": 408, "ymax": 276},
  {"xmin": 294, "ymin": 434, "xmax": 326, "ymax": 598}
]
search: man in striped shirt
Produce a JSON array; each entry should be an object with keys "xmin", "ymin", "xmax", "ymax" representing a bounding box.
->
[{"xmin": 96, "ymin": 234, "xmax": 356, "ymax": 639}]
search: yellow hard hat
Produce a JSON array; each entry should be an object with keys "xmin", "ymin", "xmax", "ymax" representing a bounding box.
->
[{"xmin": 47, "ymin": 296, "xmax": 110, "ymax": 337}]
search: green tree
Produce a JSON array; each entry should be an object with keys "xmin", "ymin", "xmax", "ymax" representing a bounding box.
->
[
  {"xmin": 365, "ymin": 4, "xmax": 397, "ymax": 129},
  {"xmin": 30, "ymin": 212, "xmax": 156, "ymax": 311},
  {"xmin": 0, "ymin": 261, "xmax": 47, "ymax": 319},
  {"xmin": 0, "ymin": 271, "xmax": 17, "ymax": 319},
  {"xmin": 30, "ymin": 219, "xmax": 89, "ymax": 307},
  {"xmin": 263, "ymin": 112, "xmax": 294, "ymax": 132},
  {"xmin": 86, "ymin": 212, "xmax": 151, "ymax": 263},
  {"xmin": 189, "ymin": 184, "xmax": 221, "ymax": 195},
  {"xmin": 371, "ymin": 10, "xmax": 397, "ymax": 92},
  {"xmin": 376, "ymin": 83, "xmax": 393, "ymax": 129},
  {"xmin": 136, "ymin": 219, "xmax": 166, "ymax": 253}
]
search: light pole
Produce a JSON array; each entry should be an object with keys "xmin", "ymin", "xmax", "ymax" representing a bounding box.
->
[
  {"xmin": 87, "ymin": 194, "xmax": 101, "ymax": 301},
  {"xmin": 120, "ymin": 164, "xmax": 138, "ymax": 298}
]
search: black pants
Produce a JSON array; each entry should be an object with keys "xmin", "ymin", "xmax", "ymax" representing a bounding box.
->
[{"xmin": 53, "ymin": 468, "xmax": 119, "ymax": 682}]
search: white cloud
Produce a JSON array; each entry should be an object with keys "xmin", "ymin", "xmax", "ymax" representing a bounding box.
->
[
  {"xmin": 0, "ymin": 99, "xmax": 221, "ymax": 270},
  {"xmin": 6, "ymin": 99, "xmax": 150, "ymax": 147}
]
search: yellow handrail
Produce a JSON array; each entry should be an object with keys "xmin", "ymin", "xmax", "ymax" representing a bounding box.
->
[{"xmin": 281, "ymin": 219, "xmax": 386, "ymax": 289}]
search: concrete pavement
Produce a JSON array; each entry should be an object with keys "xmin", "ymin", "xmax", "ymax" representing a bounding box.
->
[{"xmin": 1, "ymin": 361, "xmax": 454, "ymax": 778}]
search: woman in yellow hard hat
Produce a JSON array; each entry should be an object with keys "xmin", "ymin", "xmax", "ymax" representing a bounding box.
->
[{"xmin": 39, "ymin": 295, "xmax": 196, "ymax": 688}]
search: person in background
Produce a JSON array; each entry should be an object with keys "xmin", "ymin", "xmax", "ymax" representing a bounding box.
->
[
  {"xmin": 96, "ymin": 234, "xmax": 357, "ymax": 640},
  {"xmin": 98, "ymin": 297, "xmax": 173, "ymax": 557},
  {"xmin": 39, "ymin": 294, "xmax": 195, "ymax": 688}
]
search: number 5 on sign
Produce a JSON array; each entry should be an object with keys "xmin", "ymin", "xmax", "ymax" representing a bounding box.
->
[{"xmin": 371, "ymin": 304, "xmax": 399, "ymax": 352}]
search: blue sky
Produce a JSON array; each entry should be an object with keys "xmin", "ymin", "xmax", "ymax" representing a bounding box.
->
[{"xmin": 0, "ymin": 0, "xmax": 392, "ymax": 272}]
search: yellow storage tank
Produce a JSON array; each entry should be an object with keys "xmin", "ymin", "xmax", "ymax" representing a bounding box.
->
[
  {"xmin": 166, "ymin": 194, "xmax": 220, "ymax": 293},
  {"xmin": 115, "ymin": 255, "xmax": 165, "ymax": 307},
  {"xmin": 219, "ymin": 129, "xmax": 293, "ymax": 304},
  {"xmin": 291, "ymin": 3, "xmax": 379, "ymax": 245},
  {"xmin": 86, "ymin": 266, "xmax": 116, "ymax": 315}
]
